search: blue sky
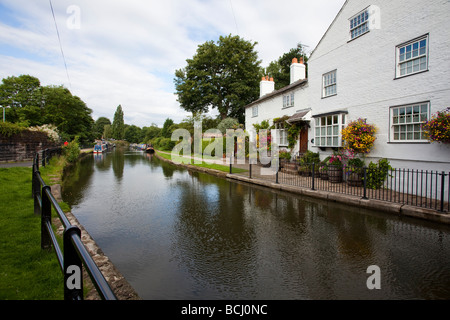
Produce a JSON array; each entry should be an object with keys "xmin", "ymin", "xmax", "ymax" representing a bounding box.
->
[{"xmin": 0, "ymin": 0, "xmax": 346, "ymax": 127}]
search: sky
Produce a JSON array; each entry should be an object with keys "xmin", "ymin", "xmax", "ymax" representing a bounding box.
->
[{"xmin": 0, "ymin": 0, "xmax": 346, "ymax": 128}]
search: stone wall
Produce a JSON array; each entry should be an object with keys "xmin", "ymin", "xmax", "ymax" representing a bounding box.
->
[{"xmin": 0, "ymin": 129, "xmax": 59, "ymax": 162}]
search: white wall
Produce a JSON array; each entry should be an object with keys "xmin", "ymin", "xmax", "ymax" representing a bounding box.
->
[
  {"xmin": 307, "ymin": 0, "xmax": 450, "ymax": 171},
  {"xmin": 245, "ymin": 82, "xmax": 309, "ymax": 151}
]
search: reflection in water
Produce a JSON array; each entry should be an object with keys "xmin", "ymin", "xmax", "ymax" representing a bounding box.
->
[{"xmin": 62, "ymin": 149, "xmax": 450, "ymax": 300}]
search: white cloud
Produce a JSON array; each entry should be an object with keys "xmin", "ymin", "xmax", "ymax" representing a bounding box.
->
[{"xmin": 0, "ymin": 0, "xmax": 346, "ymax": 127}]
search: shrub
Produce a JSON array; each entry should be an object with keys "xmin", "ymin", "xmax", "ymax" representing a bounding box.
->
[
  {"xmin": 347, "ymin": 157, "xmax": 364, "ymax": 168},
  {"xmin": 0, "ymin": 122, "xmax": 26, "ymax": 137},
  {"xmin": 63, "ymin": 136, "xmax": 80, "ymax": 163},
  {"xmin": 299, "ymin": 150, "xmax": 320, "ymax": 165},
  {"xmin": 279, "ymin": 149, "xmax": 291, "ymax": 160},
  {"xmin": 365, "ymin": 158, "xmax": 392, "ymax": 189}
]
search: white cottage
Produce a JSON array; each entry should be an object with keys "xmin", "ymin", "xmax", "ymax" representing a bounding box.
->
[
  {"xmin": 245, "ymin": 0, "xmax": 450, "ymax": 171},
  {"xmin": 245, "ymin": 57, "xmax": 311, "ymax": 156}
]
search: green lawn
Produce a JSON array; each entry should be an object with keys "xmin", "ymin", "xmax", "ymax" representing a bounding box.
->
[
  {"xmin": 156, "ymin": 151, "xmax": 248, "ymax": 174},
  {"xmin": 0, "ymin": 160, "xmax": 65, "ymax": 300}
]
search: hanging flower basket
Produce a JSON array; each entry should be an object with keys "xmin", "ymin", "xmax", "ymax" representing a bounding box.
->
[
  {"xmin": 422, "ymin": 108, "xmax": 450, "ymax": 144},
  {"xmin": 341, "ymin": 118, "xmax": 377, "ymax": 154}
]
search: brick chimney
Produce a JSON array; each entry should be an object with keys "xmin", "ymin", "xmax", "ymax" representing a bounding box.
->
[
  {"xmin": 290, "ymin": 57, "xmax": 306, "ymax": 84},
  {"xmin": 260, "ymin": 75, "xmax": 275, "ymax": 97}
]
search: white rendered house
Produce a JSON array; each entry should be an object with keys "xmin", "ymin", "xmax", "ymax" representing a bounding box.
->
[
  {"xmin": 245, "ymin": 58, "xmax": 311, "ymax": 156},
  {"xmin": 245, "ymin": 0, "xmax": 450, "ymax": 171}
]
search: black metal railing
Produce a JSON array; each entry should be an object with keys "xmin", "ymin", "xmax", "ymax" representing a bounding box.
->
[
  {"xmin": 32, "ymin": 151, "xmax": 117, "ymax": 300},
  {"xmin": 40, "ymin": 147, "xmax": 62, "ymax": 167},
  {"xmin": 232, "ymin": 160, "xmax": 449, "ymax": 213}
]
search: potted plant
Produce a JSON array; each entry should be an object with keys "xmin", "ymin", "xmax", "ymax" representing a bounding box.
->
[
  {"xmin": 327, "ymin": 153, "xmax": 343, "ymax": 183},
  {"xmin": 297, "ymin": 150, "xmax": 320, "ymax": 176},
  {"xmin": 278, "ymin": 149, "xmax": 291, "ymax": 168},
  {"xmin": 347, "ymin": 157, "xmax": 364, "ymax": 186},
  {"xmin": 319, "ymin": 156, "xmax": 331, "ymax": 180}
]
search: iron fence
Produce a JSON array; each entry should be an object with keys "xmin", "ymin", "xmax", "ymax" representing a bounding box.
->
[
  {"xmin": 232, "ymin": 159, "xmax": 449, "ymax": 213},
  {"xmin": 32, "ymin": 150, "xmax": 117, "ymax": 300}
]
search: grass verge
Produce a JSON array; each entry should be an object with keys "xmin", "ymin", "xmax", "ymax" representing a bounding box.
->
[
  {"xmin": 156, "ymin": 150, "xmax": 247, "ymax": 174},
  {"xmin": 0, "ymin": 157, "xmax": 68, "ymax": 300}
]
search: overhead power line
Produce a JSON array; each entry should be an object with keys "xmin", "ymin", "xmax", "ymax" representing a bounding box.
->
[
  {"xmin": 49, "ymin": 0, "xmax": 72, "ymax": 90},
  {"xmin": 229, "ymin": 0, "xmax": 239, "ymax": 35}
]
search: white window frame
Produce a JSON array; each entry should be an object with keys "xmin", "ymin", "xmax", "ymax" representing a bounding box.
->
[
  {"xmin": 390, "ymin": 102, "xmax": 429, "ymax": 142},
  {"xmin": 396, "ymin": 35, "xmax": 429, "ymax": 78},
  {"xmin": 322, "ymin": 70, "xmax": 337, "ymax": 98},
  {"xmin": 349, "ymin": 8, "xmax": 370, "ymax": 40},
  {"xmin": 314, "ymin": 113, "xmax": 346, "ymax": 147},
  {"xmin": 274, "ymin": 122, "xmax": 288, "ymax": 147},
  {"xmin": 283, "ymin": 93, "xmax": 295, "ymax": 109},
  {"xmin": 279, "ymin": 129, "xmax": 288, "ymax": 146},
  {"xmin": 252, "ymin": 105, "xmax": 258, "ymax": 117}
]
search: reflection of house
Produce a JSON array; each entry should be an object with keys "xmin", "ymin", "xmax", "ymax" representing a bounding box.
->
[{"xmin": 245, "ymin": 0, "xmax": 450, "ymax": 171}]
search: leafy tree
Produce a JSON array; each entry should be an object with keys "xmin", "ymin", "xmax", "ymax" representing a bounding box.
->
[
  {"xmin": 0, "ymin": 75, "xmax": 43, "ymax": 123},
  {"xmin": 217, "ymin": 117, "xmax": 240, "ymax": 134},
  {"xmin": 265, "ymin": 43, "xmax": 309, "ymax": 90},
  {"xmin": 174, "ymin": 34, "xmax": 262, "ymax": 123},
  {"xmin": 143, "ymin": 123, "xmax": 161, "ymax": 143},
  {"xmin": 103, "ymin": 124, "xmax": 112, "ymax": 140},
  {"xmin": 94, "ymin": 117, "xmax": 111, "ymax": 139},
  {"xmin": 161, "ymin": 118, "xmax": 174, "ymax": 138},
  {"xmin": 124, "ymin": 125, "xmax": 142, "ymax": 143},
  {"xmin": 112, "ymin": 105, "xmax": 125, "ymax": 140},
  {"xmin": 41, "ymin": 85, "xmax": 94, "ymax": 143}
]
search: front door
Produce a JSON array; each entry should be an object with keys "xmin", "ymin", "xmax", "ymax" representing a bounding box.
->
[{"xmin": 299, "ymin": 126, "xmax": 308, "ymax": 154}]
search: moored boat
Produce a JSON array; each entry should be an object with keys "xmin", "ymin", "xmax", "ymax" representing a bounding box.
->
[
  {"xmin": 93, "ymin": 141, "xmax": 107, "ymax": 153},
  {"xmin": 145, "ymin": 145, "xmax": 154, "ymax": 153}
]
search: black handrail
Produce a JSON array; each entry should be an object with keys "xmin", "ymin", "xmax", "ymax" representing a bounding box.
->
[{"xmin": 32, "ymin": 150, "xmax": 117, "ymax": 300}]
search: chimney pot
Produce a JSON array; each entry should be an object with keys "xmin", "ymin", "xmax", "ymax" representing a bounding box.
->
[
  {"xmin": 292, "ymin": 58, "xmax": 298, "ymax": 64},
  {"xmin": 260, "ymin": 74, "xmax": 275, "ymax": 97}
]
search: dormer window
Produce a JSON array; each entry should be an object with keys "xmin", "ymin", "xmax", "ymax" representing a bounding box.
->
[{"xmin": 350, "ymin": 8, "xmax": 369, "ymax": 40}]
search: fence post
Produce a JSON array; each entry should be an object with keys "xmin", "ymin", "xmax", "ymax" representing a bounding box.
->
[
  {"xmin": 42, "ymin": 149, "xmax": 46, "ymax": 167},
  {"xmin": 440, "ymin": 171, "xmax": 446, "ymax": 212},
  {"xmin": 32, "ymin": 167, "xmax": 40, "ymax": 215},
  {"xmin": 64, "ymin": 226, "xmax": 84, "ymax": 300},
  {"xmin": 41, "ymin": 186, "xmax": 52, "ymax": 250},
  {"xmin": 311, "ymin": 163, "xmax": 315, "ymax": 191},
  {"xmin": 362, "ymin": 166, "xmax": 368, "ymax": 199},
  {"xmin": 275, "ymin": 158, "xmax": 279, "ymax": 184},
  {"xmin": 249, "ymin": 163, "xmax": 252, "ymax": 179},
  {"xmin": 229, "ymin": 155, "xmax": 232, "ymax": 174}
]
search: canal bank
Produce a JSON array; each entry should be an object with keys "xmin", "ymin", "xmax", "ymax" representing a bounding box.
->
[{"xmin": 154, "ymin": 151, "xmax": 450, "ymax": 226}]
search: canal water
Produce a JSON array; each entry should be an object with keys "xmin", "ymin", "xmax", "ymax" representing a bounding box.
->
[{"xmin": 62, "ymin": 148, "xmax": 450, "ymax": 300}]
